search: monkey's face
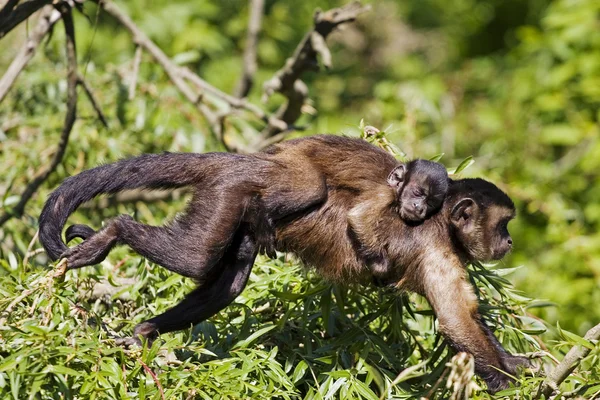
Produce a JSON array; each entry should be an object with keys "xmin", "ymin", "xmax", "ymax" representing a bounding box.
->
[
  {"xmin": 451, "ymin": 199, "xmax": 515, "ymax": 262},
  {"xmin": 387, "ymin": 161, "xmax": 449, "ymax": 223},
  {"xmin": 399, "ymin": 181, "xmax": 445, "ymax": 222}
]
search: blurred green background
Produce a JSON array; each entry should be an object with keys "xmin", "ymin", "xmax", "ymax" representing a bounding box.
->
[{"xmin": 0, "ymin": 0, "xmax": 599, "ymax": 396}]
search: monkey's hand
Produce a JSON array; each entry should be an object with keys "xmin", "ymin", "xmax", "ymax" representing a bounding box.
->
[{"xmin": 502, "ymin": 353, "xmax": 537, "ymax": 375}]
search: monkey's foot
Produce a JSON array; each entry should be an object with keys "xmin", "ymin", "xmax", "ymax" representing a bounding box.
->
[
  {"xmin": 114, "ymin": 322, "xmax": 160, "ymax": 348},
  {"xmin": 60, "ymin": 242, "xmax": 110, "ymax": 269},
  {"xmin": 115, "ymin": 336, "xmax": 143, "ymax": 348}
]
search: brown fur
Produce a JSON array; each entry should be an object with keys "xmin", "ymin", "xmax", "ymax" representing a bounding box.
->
[{"xmin": 38, "ymin": 134, "xmax": 526, "ymax": 392}]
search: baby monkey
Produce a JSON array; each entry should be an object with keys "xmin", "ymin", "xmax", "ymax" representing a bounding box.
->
[
  {"xmin": 349, "ymin": 159, "xmax": 449, "ymax": 284},
  {"xmin": 388, "ymin": 159, "xmax": 449, "ymax": 222}
]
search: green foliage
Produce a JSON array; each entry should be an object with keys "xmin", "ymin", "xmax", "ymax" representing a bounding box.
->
[{"xmin": 0, "ymin": 249, "xmax": 552, "ymax": 399}]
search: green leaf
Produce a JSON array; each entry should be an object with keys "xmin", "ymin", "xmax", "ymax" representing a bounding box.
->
[
  {"xmin": 232, "ymin": 325, "xmax": 277, "ymax": 349},
  {"xmin": 44, "ymin": 365, "xmax": 82, "ymax": 377},
  {"xmin": 449, "ymin": 156, "xmax": 474, "ymax": 175}
]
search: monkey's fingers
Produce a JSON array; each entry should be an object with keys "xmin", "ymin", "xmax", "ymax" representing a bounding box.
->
[{"xmin": 115, "ymin": 336, "xmax": 144, "ymax": 348}]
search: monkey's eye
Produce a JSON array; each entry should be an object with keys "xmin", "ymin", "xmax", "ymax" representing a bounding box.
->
[
  {"xmin": 498, "ymin": 220, "xmax": 509, "ymax": 232},
  {"xmin": 413, "ymin": 188, "xmax": 425, "ymax": 197}
]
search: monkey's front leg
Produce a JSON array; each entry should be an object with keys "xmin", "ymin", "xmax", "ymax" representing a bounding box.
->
[
  {"xmin": 420, "ymin": 256, "xmax": 514, "ymax": 393},
  {"xmin": 478, "ymin": 318, "xmax": 533, "ymax": 375}
]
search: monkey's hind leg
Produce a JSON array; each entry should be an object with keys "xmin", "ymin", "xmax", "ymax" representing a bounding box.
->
[
  {"xmin": 60, "ymin": 216, "xmax": 130, "ymax": 269},
  {"xmin": 61, "ymin": 188, "xmax": 248, "ymax": 277},
  {"xmin": 121, "ymin": 227, "xmax": 258, "ymax": 344}
]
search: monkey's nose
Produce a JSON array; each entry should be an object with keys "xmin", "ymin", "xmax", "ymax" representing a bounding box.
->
[
  {"xmin": 414, "ymin": 203, "xmax": 425, "ymax": 217},
  {"xmin": 507, "ymin": 238, "xmax": 513, "ymax": 246}
]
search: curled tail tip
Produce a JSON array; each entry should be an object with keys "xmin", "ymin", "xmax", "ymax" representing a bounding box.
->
[
  {"xmin": 65, "ymin": 224, "xmax": 96, "ymax": 243},
  {"xmin": 39, "ymin": 214, "xmax": 68, "ymax": 261}
]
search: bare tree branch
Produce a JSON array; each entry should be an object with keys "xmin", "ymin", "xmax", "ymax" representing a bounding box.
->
[
  {"xmin": 0, "ymin": 5, "xmax": 61, "ymax": 103},
  {"xmin": 96, "ymin": 0, "xmax": 289, "ymax": 151},
  {"xmin": 259, "ymin": 1, "xmax": 370, "ymax": 140},
  {"xmin": 0, "ymin": 0, "xmax": 52, "ymax": 39},
  {"xmin": 536, "ymin": 322, "xmax": 600, "ymax": 399},
  {"xmin": 97, "ymin": 0, "xmax": 234, "ymax": 140},
  {"xmin": 178, "ymin": 66, "xmax": 286, "ymax": 131},
  {"xmin": 234, "ymin": 0, "xmax": 264, "ymax": 98},
  {"xmin": 0, "ymin": 2, "xmax": 77, "ymax": 227}
]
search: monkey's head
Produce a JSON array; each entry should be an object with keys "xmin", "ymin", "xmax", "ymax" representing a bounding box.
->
[
  {"xmin": 447, "ymin": 178, "xmax": 515, "ymax": 262},
  {"xmin": 387, "ymin": 160, "xmax": 449, "ymax": 222}
]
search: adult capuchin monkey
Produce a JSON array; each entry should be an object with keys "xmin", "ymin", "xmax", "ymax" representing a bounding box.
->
[
  {"xmin": 348, "ymin": 159, "xmax": 449, "ymax": 283},
  {"xmin": 39, "ymin": 135, "xmax": 529, "ymax": 392}
]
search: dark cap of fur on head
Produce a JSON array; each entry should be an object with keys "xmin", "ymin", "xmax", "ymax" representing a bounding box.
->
[
  {"xmin": 406, "ymin": 159, "xmax": 449, "ymax": 191},
  {"xmin": 447, "ymin": 178, "xmax": 515, "ymax": 210}
]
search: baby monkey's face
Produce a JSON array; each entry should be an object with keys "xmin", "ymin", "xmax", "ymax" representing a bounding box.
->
[
  {"xmin": 387, "ymin": 160, "xmax": 449, "ymax": 223},
  {"xmin": 399, "ymin": 179, "xmax": 446, "ymax": 222}
]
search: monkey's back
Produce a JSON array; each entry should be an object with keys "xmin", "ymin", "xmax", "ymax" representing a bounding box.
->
[
  {"xmin": 263, "ymin": 135, "xmax": 399, "ymax": 190},
  {"xmin": 262, "ymin": 135, "xmax": 401, "ymax": 282}
]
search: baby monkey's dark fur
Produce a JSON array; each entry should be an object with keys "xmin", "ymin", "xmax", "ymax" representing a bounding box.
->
[
  {"xmin": 39, "ymin": 135, "xmax": 527, "ymax": 393},
  {"xmin": 350, "ymin": 159, "xmax": 449, "ymax": 283}
]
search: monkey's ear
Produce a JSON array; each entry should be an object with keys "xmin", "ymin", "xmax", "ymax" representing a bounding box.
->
[
  {"xmin": 387, "ymin": 165, "xmax": 406, "ymax": 188},
  {"xmin": 450, "ymin": 198, "xmax": 479, "ymax": 228}
]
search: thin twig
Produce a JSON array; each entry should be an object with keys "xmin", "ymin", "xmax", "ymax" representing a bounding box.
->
[
  {"xmin": 0, "ymin": 2, "xmax": 77, "ymax": 227},
  {"xmin": 77, "ymin": 74, "xmax": 108, "ymax": 127},
  {"xmin": 138, "ymin": 358, "xmax": 166, "ymax": 400},
  {"xmin": 260, "ymin": 1, "xmax": 370, "ymax": 139},
  {"xmin": 22, "ymin": 230, "xmax": 39, "ymax": 267},
  {"xmin": 179, "ymin": 66, "xmax": 286, "ymax": 131},
  {"xmin": 0, "ymin": 5, "xmax": 60, "ymax": 103},
  {"xmin": 97, "ymin": 0, "xmax": 222, "ymax": 135},
  {"xmin": 128, "ymin": 45, "xmax": 142, "ymax": 100},
  {"xmin": 96, "ymin": 0, "xmax": 287, "ymax": 151},
  {"xmin": 0, "ymin": 0, "xmax": 52, "ymax": 39},
  {"xmin": 234, "ymin": 0, "xmax": 264, "ymax": 98},
  {"xmin": 536, "ymin": 322, "xmax": 600, "ymax": 398}
]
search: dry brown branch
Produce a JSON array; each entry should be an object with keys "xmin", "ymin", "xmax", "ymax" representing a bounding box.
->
[
  {"xmin": 0, "ymin": 0, "xmax": 52, "ymax": 39},
  {"xmin": 179, "ymin": 66, "xmax": 286, "ymax": 131},
  {"xmin": 234, "ymin": 0, "xmax": 264, "ymax": 98},
  {"xmin": 536, "ymin": 322, "xmax": 600, "ymax": 398},
  {"xmin": 77, "ymin": 74, "xmax": 108, "ymax": 127},
  {"xmin": 94, "ymin": 0, "xmax": 366, "ymax": 152},
  {"xmin": 259, "ymin": 1, "xmax": 370, "ymax": 140},
  {"xmin": 22, "ymin": 230, "xmax": 39, "ymax": 266},
  {"xmin": 0, "ymin": 2, "xmax": 77, "ymax": 227},
  {"xmin": 0, "ymin": 5, "xmax": 60, "ymax": 103},
  {"xmin": 97, "ymin": 1, "xmax": 230, "ymax": 139},
  {"xmin": 137, "ymin": 358, "xmax": 166, "ymax": 400},
  {"xmin": 96, "ymin": 0, "xmax": 289, "ymax": 151}
]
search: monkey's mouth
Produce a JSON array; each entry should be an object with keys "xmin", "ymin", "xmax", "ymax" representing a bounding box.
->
[
  {"xmin": 400, "ymin": 209, "xmax": 427, "ymax": 223},
  {"xmin": 491, "ymin": 248, "xmax": 512, "ymax": 261}
]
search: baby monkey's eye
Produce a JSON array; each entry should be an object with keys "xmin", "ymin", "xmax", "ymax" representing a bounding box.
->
[{"xmin": 413, "ymin": 188, "xmax": 425, "ymax": 197}]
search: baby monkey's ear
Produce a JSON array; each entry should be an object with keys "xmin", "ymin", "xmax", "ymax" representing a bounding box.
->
[{"xmin": 387, "ymin": 164, "xmax": 406, "ymax": 189}]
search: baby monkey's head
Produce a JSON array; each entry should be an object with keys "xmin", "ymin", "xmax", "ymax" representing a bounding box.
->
[{"xmin": 387, "ymin": 159, "xmax": 449, "ymax": 222}]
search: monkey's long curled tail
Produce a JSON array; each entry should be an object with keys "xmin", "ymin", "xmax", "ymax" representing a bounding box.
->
[{"xmin": 39, "ymin": 152, "xmax": 225, "ymax": 261}]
